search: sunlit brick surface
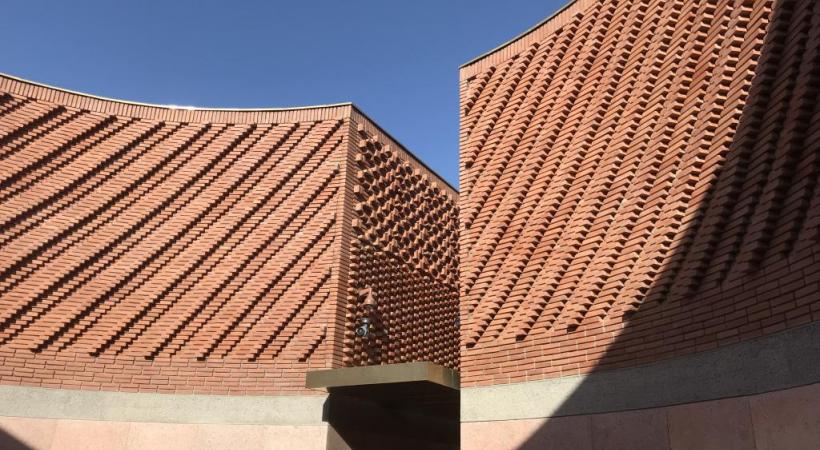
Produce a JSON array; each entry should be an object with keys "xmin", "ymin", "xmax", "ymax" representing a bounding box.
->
[
  {"xmin": 344, "ymin": 121, "xmax": 459, "ymax": 369},
  {"xmin": 0, "ymin": 75, "xmax": 457, "ymax": 394},
  {"xmin": 459, "ymin": 0, "xmax": 820, "ymax": 386}
]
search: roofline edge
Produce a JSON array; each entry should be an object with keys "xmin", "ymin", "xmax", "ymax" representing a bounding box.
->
[
  {"xmin": 0, "ymin": 71, "xmax": 457, "ymax": 193},
  {"xmin": 459, "ymin": 0, "xmax": 582, "ymax": 70},
  {"xmin": 350, "ymin": 104, "xmax": 459, "ymax": 194},
  {"xmin": 0, "ymin": 71, "xmax": 353, "ymax": 113}
]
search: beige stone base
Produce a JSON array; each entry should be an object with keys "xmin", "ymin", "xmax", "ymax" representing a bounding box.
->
[
  {"xmin": 0, "ymin": 386, "xmax": 329, "ymax": 449},
  {"xmin": 0, "ymin": 417, "xmax": 328, "ymax": 450},
  {"xmin": 462, "ymin": 382, "xmax": 820, "ymax": 450}
]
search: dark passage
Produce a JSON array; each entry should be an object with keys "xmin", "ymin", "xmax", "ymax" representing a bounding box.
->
[{"xmin": 324, "ymin": 381, "xmax": 459, "ymax": 450}]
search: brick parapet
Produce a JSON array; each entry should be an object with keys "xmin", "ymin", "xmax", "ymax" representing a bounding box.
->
[{"xmin": 0, "ymin": 73, "xmax": 352, "ymax": 124}]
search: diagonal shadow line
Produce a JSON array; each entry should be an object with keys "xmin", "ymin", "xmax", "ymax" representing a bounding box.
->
[
  {"xmin": 471, "ymin": 0, "xmax": 641, "ymax": 345},
  {"xmin": 0, "ymin": 114, "xmax": 119, "ymax": 196},
  {"xmin": 204, "ymin": 221, "xmax": 337, "ymax": 360},
  {"xmin": 0, "ymin": 121, "xmax": 174, "ymax": 242},
  {"xmin": 0, "ymin": 108, "xmax": 82, "ymax": 161},
  {"xmin": 99, "ymin": 123, "xmax": 341, "ymax": 357},
  {"xmin": 198, "ymin": 129, "xmax": 345, "ymax": 359},
  {"xmin": 151, "ymin": 174, "xmax": 340, "ymax": 359},
  {"xmin": 461, "ymin": 12, "xmax": 594, "ymax": 306},
  {"xmin": 25, "ymin": 123, "xmax": 284, "ymax": 352},
  {"xmin": 0, "ymin": 123, "xmax": 247, "ymax": 343},
  {"xmin": 0, "ymin": 427, "xmax": 33, "ymax": 450},
  {"xmin": 251, "ymin": 269, "xmax": 333, "ymax": 361},
  {"xmin": 0, "ymin": 104, "xmax": 66, "ymax": 158},
  {"xmin": 0, "ymin": 123, "xmax": 217, "ymax": 289}
]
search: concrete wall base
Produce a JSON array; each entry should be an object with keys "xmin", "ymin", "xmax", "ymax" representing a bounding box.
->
[
  {"xmin": 0, "ymin": 383, "xmax": 459, "ymax": 449},
  {"xmin": 0, "ymin": 417, "xmax": 328, "ymax": 450},
  {"xmin": 0, "ymin": 386, "xmax": 329, "ymax": 449},
  {"xmin": 462, "ymin": 382, "xmax": 820, "ymax": 450}
]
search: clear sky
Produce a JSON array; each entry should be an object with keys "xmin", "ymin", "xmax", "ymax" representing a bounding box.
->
[{"xmin": 3, "ymin": 0, "xmax": 568, "ymax": 188}]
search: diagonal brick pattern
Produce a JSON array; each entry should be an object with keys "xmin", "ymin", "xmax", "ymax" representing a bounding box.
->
[
  {"xmin": 0, "ymin": 74, "xmax": 459, "ymax": 394},
  {"xmin": 460, "ymin": 0, "xmax": 820, "ymax": 386}
]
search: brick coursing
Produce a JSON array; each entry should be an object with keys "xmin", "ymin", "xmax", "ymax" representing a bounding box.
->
[
  {"xmin": 0, "ymin": 76, "xmax": 458, "ymax": 394},
  {"xmin": 344, "ymin": 117, "xmax": 459, "ymax": 369},
  {"xmin": 459, "ymin": 0, "xmax": 820, "ymax": 387}
]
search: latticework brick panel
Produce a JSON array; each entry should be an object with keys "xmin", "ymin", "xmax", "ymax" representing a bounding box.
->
[
  {"xmin": 343, "ymin": 114, "xmax": 460, "ymax": 369},
  {"xmin": 460, "ymin": 0, "xmax": 820, "ymax": 386}
]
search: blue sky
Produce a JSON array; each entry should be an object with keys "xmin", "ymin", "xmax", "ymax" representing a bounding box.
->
[{"xmin": 3, "ymin": 0, "xmax": 567, "ymax": 187}]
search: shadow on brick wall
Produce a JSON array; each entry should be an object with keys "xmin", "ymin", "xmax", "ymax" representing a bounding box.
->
[{"xmin": 513, "ymin": 0, "xmax": 820, "ymax": 447}]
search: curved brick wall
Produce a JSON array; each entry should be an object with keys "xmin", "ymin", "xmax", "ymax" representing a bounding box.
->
[
  {"xmin": 0, "ymin": 74, "xmax": 458, "ymax": 395},
  {"xmin": 459, "ymin": 0, "xmax": 820, "ymax": 388}
]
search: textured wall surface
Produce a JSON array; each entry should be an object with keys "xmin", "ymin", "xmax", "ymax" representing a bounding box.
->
[
  {"xmin": 0, "ymin": 74, "xmax": 458, "ymax": 395},
  {"xmin": 459, "ymin": 0, "xmax": 820, "ymax": 387},
  {"xmin": 0, "ymin": 384, "xmax": 329, "ymax": 450},
  {"xmin": 343, "ymin": 113, "xmax": 460, "ymax": 369},
  {"xmin": 0, "ymin": 417, "xmax": 329, "ymax": 450},
  {"xmin": 462, "ymin": 382, "xmax": 820, "ymax": 450}
]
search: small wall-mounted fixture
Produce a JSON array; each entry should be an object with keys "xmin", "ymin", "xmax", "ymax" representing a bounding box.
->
[
  {"xmin": 355, "ymin": 287, "xmax": 377, "ymax": 338},
  {"xmin": 355, "ymin": 317, "xmax": 372, "ymax": 338}
]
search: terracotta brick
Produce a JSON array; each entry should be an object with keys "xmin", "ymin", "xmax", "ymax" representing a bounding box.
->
[
  {"xmin": 0, "ymin": 75, "xmax": 458, "ymax": 394},
  {"xmin": 459, "ymin": 0, "xmax": 820, "ymax": 387}
]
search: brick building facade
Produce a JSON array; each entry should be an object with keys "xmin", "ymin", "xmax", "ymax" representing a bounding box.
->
[
  {"xmin": 2, "ymin": 0, "xmax": 820, "ymax": 448},
  {"xmin": 0, "ymin": 73, "xmax": 458, "ymax": 449},
  {"xmin": 459, "ymin": 0, "xmax": 820, "ymax": 448}
]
